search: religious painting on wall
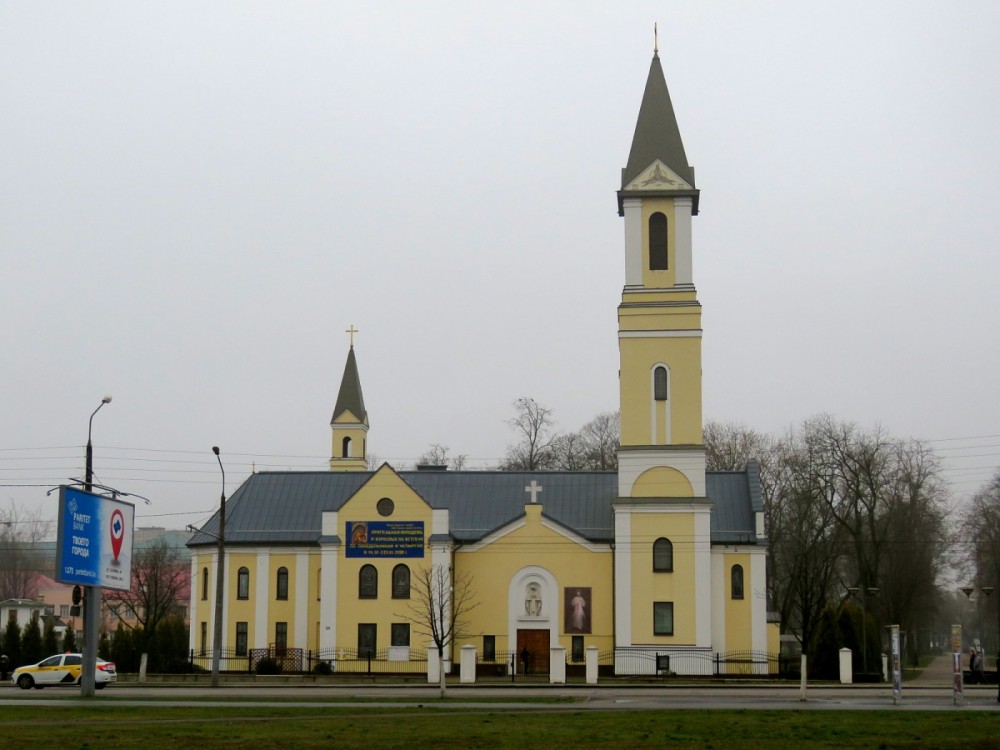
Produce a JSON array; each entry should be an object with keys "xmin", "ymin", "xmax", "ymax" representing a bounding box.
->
[{"xmin": 564, "ymin": 587, "xmax": 592, "ymax": 634}]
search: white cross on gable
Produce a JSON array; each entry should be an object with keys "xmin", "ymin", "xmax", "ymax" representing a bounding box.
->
[{"xmin": 525, "ymin": 480, "xmax": 543, "ymax": 504}]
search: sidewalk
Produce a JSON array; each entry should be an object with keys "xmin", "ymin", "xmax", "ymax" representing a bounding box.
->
[
  {"xmin": 908, "ymin": 652, "xmax": 999, "ymax": 690},
  {"xmin": 908, "ymin": 653, "xmax": 956, "ymax": 686}
]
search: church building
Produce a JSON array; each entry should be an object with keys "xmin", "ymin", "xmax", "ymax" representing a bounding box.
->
[{"xmin": 188, "ymin": 46, "xmax": 773, "ymax": 677}]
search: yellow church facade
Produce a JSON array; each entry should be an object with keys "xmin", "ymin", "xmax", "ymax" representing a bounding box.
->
[{"xmin": 188, "ymin": 48, "xmax": 773, "ymax": 678}]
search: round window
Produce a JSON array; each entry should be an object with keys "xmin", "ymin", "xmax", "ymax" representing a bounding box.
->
[{"xmin": 376, "ymin": 497, "xmax": 394, "ymax": 517}]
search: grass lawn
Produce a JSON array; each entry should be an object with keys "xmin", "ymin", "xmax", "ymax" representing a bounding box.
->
[{"xmin": 4, "ymin": 704, "xmax": 1000, "ymax": 749}]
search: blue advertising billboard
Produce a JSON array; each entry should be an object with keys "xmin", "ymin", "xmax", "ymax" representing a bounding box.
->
[
  {"xmin": 345, "ymin": 521, "xmax": 424, "ymax": 558},
  {"xmin": 55, "ymin": 486, "xmax": 134, "ymax": 590}
]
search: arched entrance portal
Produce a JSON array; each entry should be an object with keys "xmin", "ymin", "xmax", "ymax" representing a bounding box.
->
[{"xmin": 509, "ymin": 566, "xmax": 557, "ymax": 676}]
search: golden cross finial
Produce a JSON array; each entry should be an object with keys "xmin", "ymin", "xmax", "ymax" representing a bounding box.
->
[{"xmin": 346, "ymin": 325, "xmax": 358, "ymax": 347}]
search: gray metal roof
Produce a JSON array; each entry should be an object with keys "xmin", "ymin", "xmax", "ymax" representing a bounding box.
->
[
  {"xmin": 188, "ymin": 466, "xmax": 762, "ymax": 549},
  {"xmin": 706, "ymin": 470, "xmax": 764, "ymax": 545}
]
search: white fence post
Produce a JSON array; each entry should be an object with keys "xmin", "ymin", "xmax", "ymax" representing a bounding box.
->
[{"xmin": 460, "ymin": 645, "xmax": 476, "ymax": 683}]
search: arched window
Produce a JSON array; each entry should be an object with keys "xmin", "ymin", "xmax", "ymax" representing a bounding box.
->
[
  {"xmin": 653, "ymin": 538, "xmax": 673, "ymax": 572},
  {"xmin": 359, "ymin": 564, "xmax": 378, "ymax": 599},
  {"xmin": 201, "ymin": 567, "xmax": 208, "ymax": 600},
  {"xmin": 649, "ymin": 212, "xmax": 668, "ymax": 270},
  {"xmin": 342, "ymin": 436, "xmax": 352, "ymax": 457},
  {"xmin": 731, "ymin": 564, "xmax": 745, "ymax": 600},
  {"xmin": 392, "ymin": 564, "xmax": 410, "ymax": 599},
  {"xmin": 654, "ymin": 366, "xmax": 668, "ymax": 401},
  {"xmin": 276, "ymin": 567, "xmax": 289, "ymax": 600},
  {"xmin": 237, "ymin": 567, "xmax": 250, "ymax": 600}
]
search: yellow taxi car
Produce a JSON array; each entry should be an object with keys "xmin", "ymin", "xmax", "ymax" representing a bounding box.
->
[{"xmin": 11, "ymin": 652, "xmax": 117, "ymax": 690}]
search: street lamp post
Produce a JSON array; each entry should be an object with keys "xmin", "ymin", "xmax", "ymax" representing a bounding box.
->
[
  {"xmin": 211, "ymin": 446, "xmax": 226, "ymax": 688},
  {"xmin": 82, "ymin": 395, "xmax": 111, "ymax": 698}
]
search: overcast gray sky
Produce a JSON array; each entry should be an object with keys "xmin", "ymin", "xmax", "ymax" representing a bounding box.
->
[{"xmin": 2, "ymin": 1, "xmax": 998, "ymax": 534}]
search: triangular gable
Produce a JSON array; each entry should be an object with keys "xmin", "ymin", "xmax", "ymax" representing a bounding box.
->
[
  {"xmin": 461, "ymin": 508, "xmax": 609, "ymax": 554},
  {"xmin": 623, "ymin": 159, "xmax": 694, "ymax": 192},
  {"xmin": 340, "ymin": 462, "xmax": 434, "ymax": 514},
  {"xmin": 331, "ymin": 408, "xmax": 367, "ymax": 425}
]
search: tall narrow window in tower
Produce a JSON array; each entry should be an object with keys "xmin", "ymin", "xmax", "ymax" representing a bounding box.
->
[
  {"xmin": 342, "ymin": 436, "xmax": 351, "ymax": 457},
  {"xmin": 654, "ymin": 366, "xmax": 668, "ymax": 400},
  {"xmin": 649, "ymin": 212, "xmax": 668, "ymax": 270},
  {"xmin": 653, "ymin": 537, "xmax": 674, "ymax": 571},
  {"xmin": 731, "ymin": 565, "xmax": 744, "ymax": 600},
  {"xmin": 201, "ymin": 567, "xmax": 208, "ymax": 600}
]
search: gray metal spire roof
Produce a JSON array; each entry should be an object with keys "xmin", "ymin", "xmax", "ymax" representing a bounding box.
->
[
  {"xmin": 331, "ymin": 346, "xmax": 366, "ymax": 424},
  {"xmin": 619, "ymin": 52, "xmax": 699, "ymax": 214},
  {"xmin": 187, "ymin": 467, "xmax": 763, "ymax": 548}
]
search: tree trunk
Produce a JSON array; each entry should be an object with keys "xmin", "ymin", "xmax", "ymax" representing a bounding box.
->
[{"xmin": 438, "ymin": 646, "xmax": 447, "ymax": 698}]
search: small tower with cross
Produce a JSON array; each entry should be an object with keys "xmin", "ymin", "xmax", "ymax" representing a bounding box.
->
[{"xmin": 330, "ymin": 325, "xmax": 369, "ymax": 471}]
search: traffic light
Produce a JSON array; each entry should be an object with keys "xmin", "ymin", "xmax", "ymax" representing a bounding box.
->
[{"xmin": 71, "ymin": 585, "xmax": 82, "ymax": 617}]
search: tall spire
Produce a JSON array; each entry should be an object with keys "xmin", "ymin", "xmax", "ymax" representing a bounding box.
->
[
  {"xmin": 618, "ymin": 50, "xmax": 698, "ymax": 215},
  {"xmin": 331, "ymin": 345, "xmax": 366, "ymax": 425},
  {"xmin": 330, "ymin": 337, "xmax": 369, "ymax": 471}
]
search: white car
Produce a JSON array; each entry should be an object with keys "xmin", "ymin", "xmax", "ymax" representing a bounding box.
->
[{"xmin": 12, "ymin": 653, "xmax": 117, "ymax": 690}]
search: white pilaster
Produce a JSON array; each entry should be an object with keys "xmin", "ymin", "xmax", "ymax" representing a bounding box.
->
[
  {"xmin": 751, "ymin": 549, "xmax": 768, "ymax": 652},
  {"xmin": 188, "ymin": 555, "xmax": 198, "ymax": 654},
  {"xmin": 295, "ymin": 551, "xmax": 309, "ymax": 649},
  {"xmin": 614, "ymin": 509, "xmax": 633, "ymax": 647},
  {"xmin": 674, "ymin": 197, "xmax": 694, "ymax": 285},
  {"xmin": 320, "ymin": 511, "xmax": 339, "ymax": 652},
  {"xmin": 694, "ymin": 508, "xmax": 713, "ymax": 647},
  {"xmin": 710, "ymin": 553, "xmax": 725, "ymax": 653},
  {"xmin": 254, "ymin": 551, "xmax": 269, "ymax": 649},
  {"xmin": 623, "ymin": 198, "xmax": 643, "ymax": 286}
]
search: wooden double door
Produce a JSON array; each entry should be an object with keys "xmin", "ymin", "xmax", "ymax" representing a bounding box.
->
[{"xmin": 516, "ymin": 629, "xmax": 550, "ymax": 675}]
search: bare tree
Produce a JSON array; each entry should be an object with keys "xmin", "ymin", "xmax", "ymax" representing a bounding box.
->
[
  {"xmin": 401, "ymin": 564, "xmax": 479, "ymax": 697},
  {"xmin": 580, "ymin": 411, "xmax": 620, "ymax": 470},
  {"xmin": 416, "ymin": 444, "xmax": 467, "ymax": 471},
  {"xmin": 501, "ymin": 397, "xmax": 557, "ymax": 470},
  {"xmin": 704, "ymin": 421, "xmax": 774, "ymax": 473},
  {"xmin": 961, "ymin": 470, "xmax": 1000, "ymax": 655},
  {"xmin": 103, "ymin": 539, "xmax": 188, "ymax": 641},
  {"xmin": 766, "ymin": 430, "xmax": 845, "ymax": 657},
  {"xmin": 0, "ymin": 501, "xmax": 50, "ymax": 601},
  {"xmin": 550, "ymin": 432, "xmax": 589, "ymax": 470}
]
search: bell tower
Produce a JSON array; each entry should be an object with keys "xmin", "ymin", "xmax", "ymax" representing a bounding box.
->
[
  {"xmin": 330, "ymin": 326, "xmax": 369, "ymax": 471},
  {"xmin": 616, "ymin": 46, "xmax": 705, "ymax": 501},
  {"xmin": 613, "ymin": 40, "xmax": 714, "ymax": 652}
]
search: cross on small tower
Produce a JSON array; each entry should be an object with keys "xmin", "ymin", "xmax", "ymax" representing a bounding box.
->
[
  {"xmin": 345, "ymin": 325, "xmax": 358, "ymax": 347},
  {"xmin": 525, "ymin": 480, "xmax": 543, "ymax": 504}
]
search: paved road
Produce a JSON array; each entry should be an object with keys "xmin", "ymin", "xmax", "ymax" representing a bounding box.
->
[
  {"xmin": 3, "ymin": 680, "xmax": 999, "ymax": 711},
  {"xmin": 6, "ymin": 654, "xmax": 997, "ymax": 711}
]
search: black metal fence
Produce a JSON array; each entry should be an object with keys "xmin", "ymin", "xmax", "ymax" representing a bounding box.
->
[
  {"xmin": 189, "ymin": 646, "xmax": 427, "ymax": 676},
  {"xmin": 475, "ymin": 650, "xmax": 551, "ymax": 683},
  {"xmin": 188, "ymin": 646, "xmax": 791, "ymax": 680},
  {"xmin": 606, "ymin": 648, "xmax": 793, "ymax": 678},
  {"xmin": 189, "ymin": 648, "xmax": 252, "ymax": 673},
  {"xmin": 311, "ymin": 647, "xmax": 428, "ymax": 675}
]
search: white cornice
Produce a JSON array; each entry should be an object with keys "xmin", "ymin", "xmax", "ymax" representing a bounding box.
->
[{"xmin": 618, "ymin": 330, "xmax": 702, "ymax": 338}]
